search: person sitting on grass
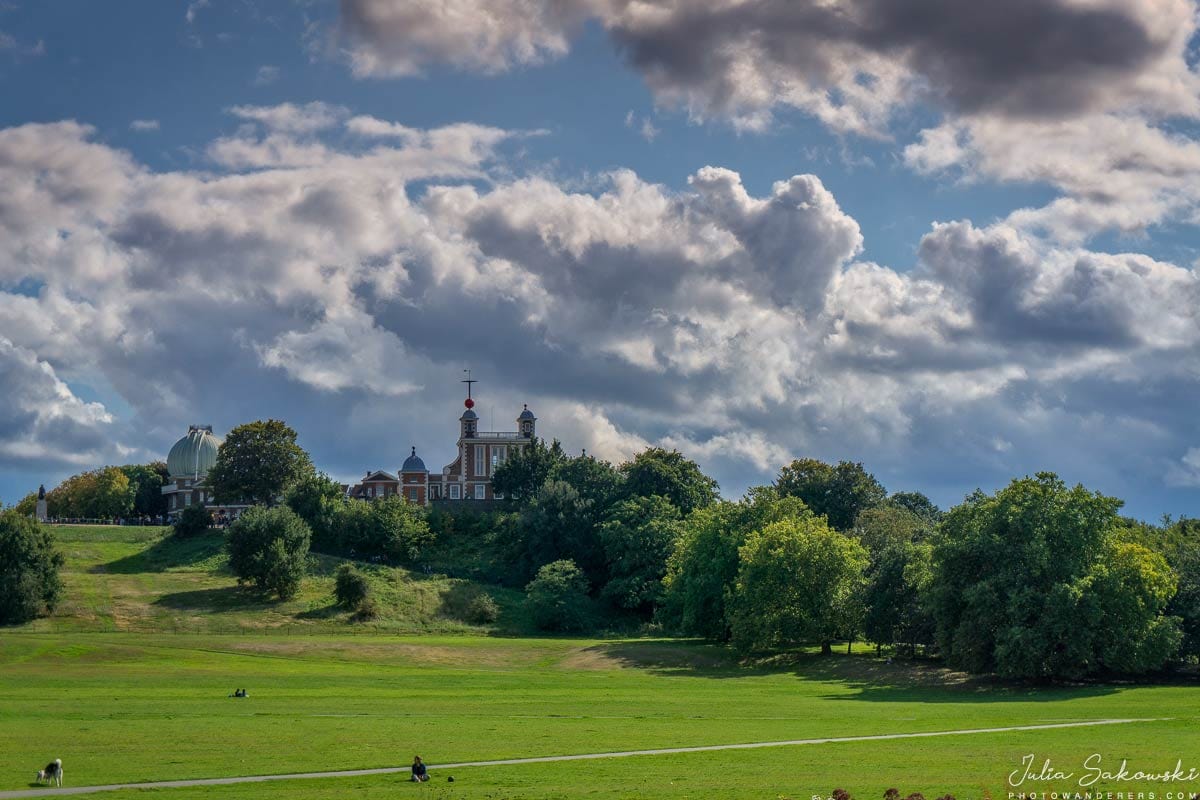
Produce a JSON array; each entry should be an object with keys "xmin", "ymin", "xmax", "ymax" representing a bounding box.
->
[{"xmin": 411, "ymin": 756, "xmax": 428, "ymax": 782}]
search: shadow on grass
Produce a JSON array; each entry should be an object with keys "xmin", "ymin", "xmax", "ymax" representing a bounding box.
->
[
  {"xmin": 152, "ymin": 585, "xmax": 277, "ymax": 613},
  {"xmin": 94, "ymin": 532, "xmax": 228, "ymax": 575},
  {"xmin": 589, "ymin": 640, "xmax": 1127, "ymax": 702},
  {"xmin": 294, "ymin": 602, "xmax": 344, "ymax": 621}
]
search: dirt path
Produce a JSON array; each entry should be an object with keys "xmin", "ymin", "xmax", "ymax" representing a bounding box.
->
[{"xmin": 0, "ymin": 718, "xmax": 1158, "ymax": 799}]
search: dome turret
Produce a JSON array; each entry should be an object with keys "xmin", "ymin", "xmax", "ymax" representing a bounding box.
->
[
  {"xmin": 167, "ymin": 425, "xmax": 221, "ymax": 479},
  {"xmin": 402, "ymin": 447, "xmax": 427, "ymax": 473}
]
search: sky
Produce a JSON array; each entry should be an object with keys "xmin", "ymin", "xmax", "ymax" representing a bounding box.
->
[{"xmin": 1, "ymin": 0, "xmax": 1199, "ymax": 520}]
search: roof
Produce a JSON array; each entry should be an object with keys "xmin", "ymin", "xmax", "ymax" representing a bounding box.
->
[
  {"xmin": 460, "ymin": 408, "xmax": 478, "ymax": 420},
  {"xmin": 518, "ymin": 404, "xmax": 536, "ymax": 421},
  {"xmin": 167, "ymin": 425, "xmax": 221, "ymax": 479},
  {"xmin": 402, "ymin": 447, "xmax": 427, "ymax": 473},
  {"xmin": 362, "ymin": 470, "xmax": 398, "ymax": 482}
]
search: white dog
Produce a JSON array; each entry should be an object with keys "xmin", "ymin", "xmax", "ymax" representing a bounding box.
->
[{"xmin": 36, "ymin": 758, "xmax": 62, "ymax": 787}]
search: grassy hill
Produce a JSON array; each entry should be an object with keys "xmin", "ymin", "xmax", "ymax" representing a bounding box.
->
[{"xmin": 22, "ymin": 525, "xmax": 529, "ymax": 635}]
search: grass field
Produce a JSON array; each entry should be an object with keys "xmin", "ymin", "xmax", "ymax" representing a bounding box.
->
[{"xmin": 2, "ymin": 525, "xmax": 1198, "ymax": 799}]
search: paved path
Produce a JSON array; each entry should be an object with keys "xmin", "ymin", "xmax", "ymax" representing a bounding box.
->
[{"xmin": 0, "ymin": 718, "xmax": 1158, "ymax": 799}]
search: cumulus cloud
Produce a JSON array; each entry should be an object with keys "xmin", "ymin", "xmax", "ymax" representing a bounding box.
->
[{"xmin": 1, "ymin": 108, "xmax": 1198, "ymax": 509}]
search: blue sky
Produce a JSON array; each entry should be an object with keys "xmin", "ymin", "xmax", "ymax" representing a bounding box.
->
[{"xmin": 1, "ymin": 0, "xmax": 1199, "ymax": 520}]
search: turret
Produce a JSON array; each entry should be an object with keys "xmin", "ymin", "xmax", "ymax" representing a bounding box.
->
[{"xmin": 518, "ymin": 404, "xmax": 536, "ymax": 439}]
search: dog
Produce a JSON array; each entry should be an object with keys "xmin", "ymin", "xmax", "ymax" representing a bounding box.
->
[{"xmin": 36, "ymin": 759, "xmax": 62, "ymax": 787}]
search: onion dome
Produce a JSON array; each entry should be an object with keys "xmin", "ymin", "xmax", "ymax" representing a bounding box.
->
[
  {"xmin": 402, "ymin": 446, "xmax": 427, "ymax": 473},
  {"xmin": 167, "ymin": 425, "xmax": 221, "ymax": 479}
]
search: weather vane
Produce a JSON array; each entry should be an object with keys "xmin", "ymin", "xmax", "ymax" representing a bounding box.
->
[{"xmin": 462, "ymin": 368, "xmax": 477, "ymax": 408}]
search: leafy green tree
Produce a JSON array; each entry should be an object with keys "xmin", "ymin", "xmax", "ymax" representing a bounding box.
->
[
  {"xmin": 597, "ymin": 495, "xmax": 683, "ymax": 615},
  {"xmin": 931, "ymin": 473, "xmax": 1180, "ymax": 679},
  {"xmin": 620, "ymin": 448, "xmax": 719, "ymax": 514},
  {"xmin": 729, "ymin": 513, "xmax": 869, "ymax": 654},
  {"xmin": 549, "ymin": 454, "xmax": 625, "ymax": 516},
  {"xmin": 226, "ymin": 505, "xmax": 311, "ymax": 600},
  {"xmin": 862, "ymin": 540, "xmax": 935, "ymax": 655},
  {"xmin": 333, "ymin": 496, "xmax": 433, "ymax": 563},
  {"xmin": 525, "ymin": 559, "xmax": 593, "ymax": 632},
  {"xmin": 660, "ymin": 487, "xmax": 811, "ymax": 640},
  {"xmin": 285, "ymin": 472, "xmax": 347, "ymax": 551},
  {"xmin": 853, "ymin": 505, "xmax": 930, "ymax": 556},
  {"xmin": 207, "ymin": 419, "xmax": 314, "ymax": 506},
  {"xmin": 888, "ymin": 491, "xmax": 941, "ymax": 523},
  {"xmin": 511, "ymin": 480, "xmax": 600, "ymax": 584},
  {"xmin": 491, "ymin": 437, "xmax": 567, "ymax": 503},
  {"xmin": 92, "ymin": 466, "xmax": 135, "ymax": 519},
  {"xmin": 172, "ymin": 504, "xmax": 212, "ymax": 538},
  {"xmin": 1168, "ymin": 538, "xmax": 1200, "ymax": 661},
  {"xmin": 13, "ymin": 492, "xmax": 37, "ymax": 517},
  {"xmin": 119, "ymin": 462, "xmax": 169, "ymax": 517},
  {"xmin": 775, "ymin": 458, "xmax": 887, "ymax": 531},
  {"xmin": 0, "ymin": 510, "xmax": 64, "ymax": 624},
  {"xmin": 333, "ymin": 563, "xmax": 371, "ymax": 609}
]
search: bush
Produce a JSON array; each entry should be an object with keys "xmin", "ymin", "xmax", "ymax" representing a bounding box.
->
[
  {"xmin": 441, "ymin": 583, "xmax": 500, "ymax": 624},
  {"xmin": 353, "ymin": 596, "xmax": 379, "ymax": 621},
  {"xmin": 525, "ymin": 559, "xmax": 593, "ymax": 632},
  {"xmin": 333, "ymin": 497, "xmax": 433, "ymax": 563},
  {"xmin": 0, "ymin": 511, "xmax": 64, "ymax": 625},
  {"xmin": 226, "ymin": 505, "xmax": 311, "ymax": 600},
  {"xmin": 333, "ymin": 563, "xmax": 371, "ymax": 609},
  {"xmin": 172, "ymin": 505, "xmax": 212, "ymax": 538}
]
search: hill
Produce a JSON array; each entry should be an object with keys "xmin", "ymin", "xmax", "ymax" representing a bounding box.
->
[{"xmin": 20, "ymin": 525, "xmax": 529, "ymax": 635}]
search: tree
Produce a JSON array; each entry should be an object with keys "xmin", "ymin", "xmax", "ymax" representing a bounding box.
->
[
  {"xmin": 226, "ymin": 505, "xmax": 311, "ymax": 600},
  {"xmin": 491, "ymin": 438, "xmax": 567, "ymax": 504},
  {"xmin": 0, "ymin": 510, "xmax": 64, "ymax": 624},
  {"xmin": 511, "ymin": 480, "xmax": 600, "ymax": 584},
  {"xmin": 660, "ymin": 487, "xmax": 811, "ymax": 640},
  {"xmin": 862, "ymin": 540, "xmax": 935, "ymax": 655},
  {"xmin": 207, "ymin": 419, "xmax": 314, "ymax": 506},
  {"xmin": 597, "ymin": 495, "xmax": 683, "ymax": 615},
  {"xmin": 525, "ymin": 559, "xmax": 593, "ymax": 632},
  {"xmin": 1168, "ymin": 538, "xmax": 1200, "ymax": 661},
  {"xmin": 332, "ymin": 496, "xmax": 433, "ymax": 563},
  {"xmin": 13, "ymin": 492, "xmax": 37, "ymax": 517},
  {"xmin": 549, "ymin": 455, "xmax": 625, "ymax": 517},
  {"xmin": 172, "ymin": 504, "xmax": 212, "ymax": 538},
  {"xmin": 931, "ymin": 473, "xmax": 1180, "ymax": 679},
  {"xmin": 285, "ymin": 472, "xmax": 347, "ymax": 551},
  {"xmin": 888, "ymin": 491, "xmax": 941, "ymax": 523},
  {"xmin": 333, "ymin": 563, "xmax": 371, "ymax": 609},
  {"xmin": 120, "ymin": 463, "xmax": 169, "ymax": 517},
  {"xmin": 729, "ymin": 513, "xmax": 869, "ymax": 655},
  {"xmin": 853, "ymin": 505, "xmax": 930, "ymax": 556},
  {"xmin": 620, "ymin": 448, "xmax": 719, "ymax": 514},
  {"xmin": 92, "ymin": 466, "xmax": 135, "ymax": 519},
  {"xmin": 775, "ymin": 458, "xmax": 887, "ymax": 531}
]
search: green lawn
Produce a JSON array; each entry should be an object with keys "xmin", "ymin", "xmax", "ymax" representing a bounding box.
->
[{"xmin": 1, "ymin": 525, "xmax": 1198, "ymax": 799}]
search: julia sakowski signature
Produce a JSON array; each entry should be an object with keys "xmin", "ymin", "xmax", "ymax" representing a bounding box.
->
[{"xmin": 1010, "ymin": 755, "xmax": 1200, "ymax": 788}]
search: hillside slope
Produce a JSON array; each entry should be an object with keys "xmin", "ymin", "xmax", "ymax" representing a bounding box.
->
[{"xmin": 19, "ymin": 525, "xmax": 529, "ymax": 634}]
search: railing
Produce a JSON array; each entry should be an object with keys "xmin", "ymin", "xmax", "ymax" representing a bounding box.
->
[{"xmin": 467, "ymin": 431, "xmax": 524, "ymax": 439}]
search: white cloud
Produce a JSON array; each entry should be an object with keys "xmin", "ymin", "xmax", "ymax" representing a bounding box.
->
[{"xmin": 130, "ymin": 119, "xmax": 160, "ymax": 132}]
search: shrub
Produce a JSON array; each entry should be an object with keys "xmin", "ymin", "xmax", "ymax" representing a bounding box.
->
[
  {"xmin": 525, "ymin": 560, "xmax": 592, "ymax": 632},
  {"xmin": 333, "ymin": 497, "xmax": 433, "ymax": 563},
  {"xmin": 440, "ymin": 584, "xmax": 501, "ymax": 625},
  {"xmin": 173, "ymin": 505, "xmax": 212, "ymax": 538},
  {"xmin": 0, "ymin": 511, "xmax": 64, "ymax": 625},
  {"xmin": 226, "ymin": 505, "xmax": 311, "ymax": 600},
  {"xmin": 334, "ymin": 563, "xmax": 371, "ymax": 609},
  {"xmin": 353, "ymin": 596, "xmax": 379, "ymax": 621}
]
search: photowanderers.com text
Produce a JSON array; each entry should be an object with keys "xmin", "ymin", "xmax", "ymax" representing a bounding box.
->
[{"xmin": 1005, "ymin": 753, "xmax": 1200, "ymax": 800}]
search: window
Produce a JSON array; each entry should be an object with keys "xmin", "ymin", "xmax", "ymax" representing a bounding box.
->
[
  {"xmin": 430, "ymin": 485, "xmax": 441, "ymax": 500},
  {"xmin": 449, "ymin": 484, "xmax": 461, "ymax": 500},
  {"xmin": 475, "ymin": 483, "xmax": 487, "ymax": 500},
  {"xmin": 409, "ymin": 489, "xmax": 418, "ymax": 502},
  {"xmin": 184, "ymin": 494, "xmax": 192, "ymax": 506},
  {"xmin": 474, "ymin": 445, "xmax": 486, "ymax": 476},
  {"xmin": 492, "ymin": 445, "xmax": 506, "ymax": 471}
]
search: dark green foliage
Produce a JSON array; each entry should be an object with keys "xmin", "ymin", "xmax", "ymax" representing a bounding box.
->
[
  {"xmin": 120, "ymin": 462, "xmax": 169, "ymax": 517},
  {"xmin": 422, "ymin": 508, "xmax": 520, "ymax": 585},
  {"xmin": 525, "ymin": 559, "xmax": 593, "ymax": 632},
  {"xmin": 549, "ymin": 455, "xmax": 625, "ymax": 516},
  {"xmin": 333, "ymin": 496, "xmax": 433, "ymax": 563},
  {"xmin": 226, "ymin": 505, "xmax": 311, "ymax": 600},
  {"xmin": 207, "ymin": 419, "xmax": 314, "ymax": 506},
  {"xmin": 333, "ymin": 563, "xmax": 370, "ymax": 609},
  {"xmin": 491, "ymin": 438, "xmax": 567, "ymax": 503},
  {"xmin": 931, "ymin": 473, "xmax": 1179, "ymax": 679},
  {"xmin": 285, "ymin": 472, "xmax": 346, "ymax": 551},
  {"xmin": 660, "ymin": 488, "xmax": 811, "ymax": 640},
  {"xmin": 620, "ymin": 448, "xmax": 719, "ymax": 514},
  {"xmin": 888, "ymin": 491, "xmax": 941, "ymax": 523},
  {"xmin": 729, "ymin": 511, "xmax": 868, "ymax": 654},
  {"xmin": 1168, "ymin": 539, "xmax": 1200, "ymax": 660},
  {"xmin": 853, "ymin": 505, "xmax": 930, "ymax": 556},
  {"xmin": 774, "ymin": 458, "xmax": 887, "ymax": 531},
  {"xmin": 441, "ymin": 583, "xmax": 501, "ymax": 624},
  {"xmin": 862, "ymin": 540, "xmax": 935, "ymax": 654},
  {"xmin": 172, "ymin": 504, "xmax": 212, "ymax": 538},
  {"xmin": 0, "ymin": 511, "xmax": 64, "ymax": 624},
  {"xmin": 597, "ymin": 495, "xmax": 682, "ymax": 615},
  {"xmin": 512, "ymin": 480, "xmax": 602, "ymax": 584}
]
